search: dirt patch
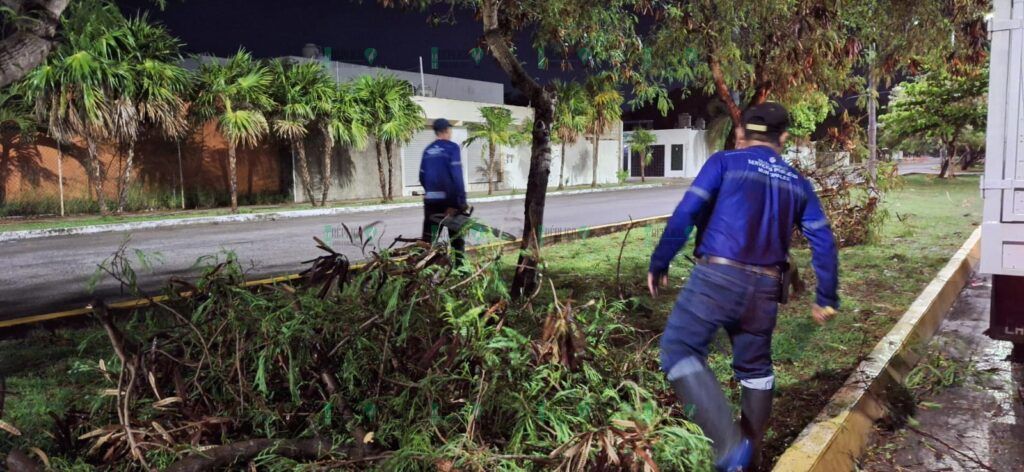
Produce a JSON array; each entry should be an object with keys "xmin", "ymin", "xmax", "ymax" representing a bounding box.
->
[{"xmin": 763, "ymin": 367, "xmax": 853, "ymax": 467}]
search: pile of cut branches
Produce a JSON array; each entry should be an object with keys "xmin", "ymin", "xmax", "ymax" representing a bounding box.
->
[
  {"xmin": 793, "ymin": 161, "xmax": 902, "ymax": 247},
  {"xmin": 5, "ymin": 238, "xmax": 711, "ymax": 471}
]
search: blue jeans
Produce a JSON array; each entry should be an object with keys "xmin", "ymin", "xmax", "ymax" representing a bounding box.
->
[{"xmin": 660, "ymin": 263, "xmax": 780, "ymax": 389}]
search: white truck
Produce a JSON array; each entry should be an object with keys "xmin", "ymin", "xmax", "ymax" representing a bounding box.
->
[{"xmin": 982, "ymin": 0, "xmax": 1024, "ymax": 355}]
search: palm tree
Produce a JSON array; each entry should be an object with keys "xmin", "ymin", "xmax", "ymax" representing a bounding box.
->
[
  {"xmin": 464, "ymin": 106, "xmax": 519, "ymax": 195},
  {"xmin": 23, "ymin": 4, "xmax": 132, "ymax": 215},
  {"xmin": 583, "ymin": 74, "xmax": 623, "ymax": 188},
  {"xmin": 319, "ymin": 81, "xmax": 369, "ymax": 206},
  {"xmin": 110, "ymin": 16, "xmax": 189, "ymax": 213},
  {"xmin": 353, "ymin": 74, "xmax": 423, "ymax": 202},
  {"xmin": 269, "ymin": 59, "xmax": 335, "ymax": 206},
  {"xmin": 552, "ymin": 80, "xmax": 589, "ymax": 190},
  {"xmin": 0, "ymin": 87, "xmax": 37, "ymax": 206},
  {"xmin": 627, "ymin": 128, "xmax": 657, "ymax": 183},
  {"xmin": 191, "ymin": 50, "xmax": 273, "ymax": 213}
]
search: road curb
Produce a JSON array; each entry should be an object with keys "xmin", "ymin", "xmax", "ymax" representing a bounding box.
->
[
  {"xmin": 772, "ymin": 228, "xmax": 982, "ymax": 472},
  {"xmin": 0, "ymin": 214, "xmax": 671, "ymax": 329},
  {"xmin": 0, "ymin": 183, "xmax": 668, "ymax": 243}
]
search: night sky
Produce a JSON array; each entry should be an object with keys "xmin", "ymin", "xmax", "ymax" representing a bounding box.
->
[
  {"xmin": 113, "ymin": 1, "xmax": 762, "ymax": 125},
  {"xmin": 117, "ymin": 0, "xmax": 579, "ymax": 96}
]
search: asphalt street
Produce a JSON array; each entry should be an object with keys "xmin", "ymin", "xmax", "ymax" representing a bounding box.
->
[{"xmin": 0, "ymin": 184, "xmax": 688, "ymax": 320}]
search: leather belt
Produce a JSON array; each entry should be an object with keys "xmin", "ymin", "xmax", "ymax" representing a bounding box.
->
[{"xmin": 700, "ymin": 256, "xmax": 781, "ymax": 279}]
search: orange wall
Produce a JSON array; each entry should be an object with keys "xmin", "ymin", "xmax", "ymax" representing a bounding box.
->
[{"xmin": 0, "ymin": 121, "xmax": 287, "ymax": 203}]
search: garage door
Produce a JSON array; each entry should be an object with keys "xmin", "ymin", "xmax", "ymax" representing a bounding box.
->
[{"xmin": 403, "ymin": 129, "xmax": 439, "ymax": 188}]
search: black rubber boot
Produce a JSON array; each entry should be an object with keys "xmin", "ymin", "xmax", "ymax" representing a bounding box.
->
[
  {"xmin": 740, "ymin": 386, "xmax": 773, "ymax": 471},
  {"xmin": 668, "ymin": 358, "xmax": 743, "ymax": 463}
]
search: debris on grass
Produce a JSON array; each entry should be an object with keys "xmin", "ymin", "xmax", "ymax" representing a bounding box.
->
[{"xmin": 1, "ymin": 237, "xmax": 711, "ymax": 471}]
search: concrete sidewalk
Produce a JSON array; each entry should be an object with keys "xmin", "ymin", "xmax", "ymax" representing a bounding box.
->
[{"xmin": 860, "ymin": 275, "xmax": 1024, "ymax": 471}]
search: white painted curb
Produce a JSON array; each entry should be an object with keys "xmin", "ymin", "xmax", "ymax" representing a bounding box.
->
[{"xmin": 0, "ymin": 183, "xmax": 667, "ymax": 243}]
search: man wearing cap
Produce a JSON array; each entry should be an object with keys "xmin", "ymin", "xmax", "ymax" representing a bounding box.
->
[
  {"xmin": 648, "ymin": 102, "xmax": 840, "ymax": 471},
  {"xmin": 420, "ymin": 118, "xmax": 469, "ymax": 253}
]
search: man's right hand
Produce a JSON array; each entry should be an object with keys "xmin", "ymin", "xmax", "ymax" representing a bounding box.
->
[
  {"xmin": 812, "ymin": 305, "xmax": 836, "ymax": 326},
  {"xmin": 648, "ymin": 272, "xmax": 669, "ymax": 297}
]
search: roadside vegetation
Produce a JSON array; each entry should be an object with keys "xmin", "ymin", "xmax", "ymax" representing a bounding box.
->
[{"xmin": 0, "ymin": 175, "xmax": 981, "ymax": 470}]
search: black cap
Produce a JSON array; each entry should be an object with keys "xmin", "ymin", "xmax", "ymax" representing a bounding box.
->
[
  {"xmin": 432, "ymin": 118, "xmax": 452, "ymax": 133},
  {"xmin": 742, "ymin": 102, "xmax": 790, "ymax": 135}
]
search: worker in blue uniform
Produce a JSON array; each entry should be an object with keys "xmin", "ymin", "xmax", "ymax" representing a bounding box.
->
[
  {"xmin": 420, "ymin": 118, "xmax": 468, "ymax": 253},
  {"xmin": 648, "ymin": 103, "xmax": 840, "ymax": 471}
]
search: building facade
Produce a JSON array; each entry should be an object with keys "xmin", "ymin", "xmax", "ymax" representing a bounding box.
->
[
  {"xmin": 299, "ymin": 60, "xmax": 623, "ymax": 203},
  {"xmin": 622, "ymin": 128, "xmax": 714, "ymax": 179}
]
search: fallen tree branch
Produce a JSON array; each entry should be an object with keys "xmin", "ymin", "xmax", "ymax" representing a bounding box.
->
[
  {"xmin": 614, "ymin": 218, "xmax": 635, "ymax": 298},
  {"xmin": 91, "ymin": 299, "xmax": 150, "ymax": 470},
  {"xmin": 164, "ymin": 437, "xmax": 334, "ymax": 472},
  {"xmin": 906, "ymin": 425, "xmax": 994, "ymax": 471},
  {"xmin": 319, "ymin": 370, "xmax": 369, "ymax": 460}
]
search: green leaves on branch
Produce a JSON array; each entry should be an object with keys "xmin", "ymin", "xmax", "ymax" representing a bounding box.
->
[
  {"xmin": 879, "ymin": 70, "xmax": 988, "ymax": 148},
  {"xmin": 627, "ymin": 128, "xmax": 656, "ymax": 166},
  {"xmin": 192, "ymin": 50, "xmax": 273, "ymax": 148}
]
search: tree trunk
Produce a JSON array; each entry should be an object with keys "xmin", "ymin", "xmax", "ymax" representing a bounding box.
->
[
  {"xmin": 0, "ymin": 0, "xmax": 70, "ymax": 89},
  {"xmin": 85, "ymin": 136, "xmax": 108, "ymax": 215},
  {"xmin": 867, "ymin": 71, "xmax": 878, "ymax": 191},
  {"xmin": 320, "ymin": 134, "xmax": 334, "ymax": 206},
  {"xmin": 374, "ymin": 140, "xmax": 387, "ymax": 202},
  {"xmin": 0, "ymin": 138, "xmax": 10, "ymax": 206},
  {"xmin": 939, "ymin": 142, "xmax": 956, "ymax": 179},
  {"xmin": 57, "ymin": 140, "xmax": 65, "ymax": 216},
  {"xmin": 116, "ymin": 143, "xmax": 135, "ymax": 213},
  {"xmin": 487, "ymin": 143, "xmax": 495, "ymax": 195},
  {"xmin": 385, "ymin": 140, "xmax": 395, "ymax": 201},
  {"xmin": 591, "ymin": 133, "xmax": 599, "ymax": 187},
  {"xmin": 496, "ymin": 143, "xmax": 505, "ymax": 190},
  {"xmin": 293, "ymin": 141, "xmax": 317, "ymax": 206},
  {"xmin": 176, "ymin": 140, "xmax": 185, "ymax": 209},
  {"xmin": 710, "ymin": 53, "xmax": 744, "ymax": 150},
  {"xmin": 228, "ymin": 143, "xmax": 239, "ymax": 212},
  {"xmin": 960, "ymin": 147, "xmax": 982, "ymax": 170},
  {"xmin": 558, "ymin": 141, "xmax": 566, "ymax": 190},
  {"xmin": 640, "ymin": 153, "xmax": 646, "ymax": 183},
  {"xmin": 481, "ymin": 0, "xmax": 554, "ymax": 298}
]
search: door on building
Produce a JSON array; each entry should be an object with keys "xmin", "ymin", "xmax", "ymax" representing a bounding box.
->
[
  {"xmin": 671, "ymin": 144, "xmax": 684, "ymax": 173},
  {"xmin": 631, "ymin": 144, "xmax": 666, "ymax": 177}
]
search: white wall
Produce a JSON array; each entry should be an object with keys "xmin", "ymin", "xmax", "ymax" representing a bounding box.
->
[
  {"xmin": 542, "ymin": 139, "xmax": 621, "ymax": 189},
  {"xmin": 300, "ymin": 94, "xmax": 623, "ymax": 202},
  {"xmin": 624, "ymin": 128, "xmax": 713, "ymax": 178},
  {"xmin": 402, "ymin": 97, "xmax": 622, "ymax": 195}
]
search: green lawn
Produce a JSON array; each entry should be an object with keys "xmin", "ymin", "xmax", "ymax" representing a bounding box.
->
[
  {"xmin": 532, "ymin": 174, "xmax": 981, "ymax": 464},
  {"xmin": 0, "ymin": 175, "xmax": 979, "ymax": 469}
]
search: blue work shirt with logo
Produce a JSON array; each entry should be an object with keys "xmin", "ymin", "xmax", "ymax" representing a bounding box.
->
[
  {"xmin": 649, "ymin": 145, "xmax": 840, "ymax": 308},
  {"xmin": 419, "ymin": 139, "xmax": 467, "ymax": 209}
]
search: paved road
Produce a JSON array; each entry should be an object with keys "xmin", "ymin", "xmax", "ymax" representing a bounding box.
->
[{"xmin": 0, "ymin": 185, "xmax": 688, "ymax": 320}]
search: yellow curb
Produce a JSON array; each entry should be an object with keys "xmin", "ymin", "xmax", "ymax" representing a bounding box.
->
[
  {"xmin": 0, "ymin": 215, "xmax": 670, "ymax": 330},
  {"xmin": 773, "ymin": 227, "xmax": 981, "ymax": 472}
]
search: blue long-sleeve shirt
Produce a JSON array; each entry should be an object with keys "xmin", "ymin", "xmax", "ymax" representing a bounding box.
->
[
  {"xmin": 649, "ymin": 145, "xmax": 840, "ymax": 308},
  {"xmin": 419, "ymin": 139, "xmax": 467, "ymax": 208}
]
